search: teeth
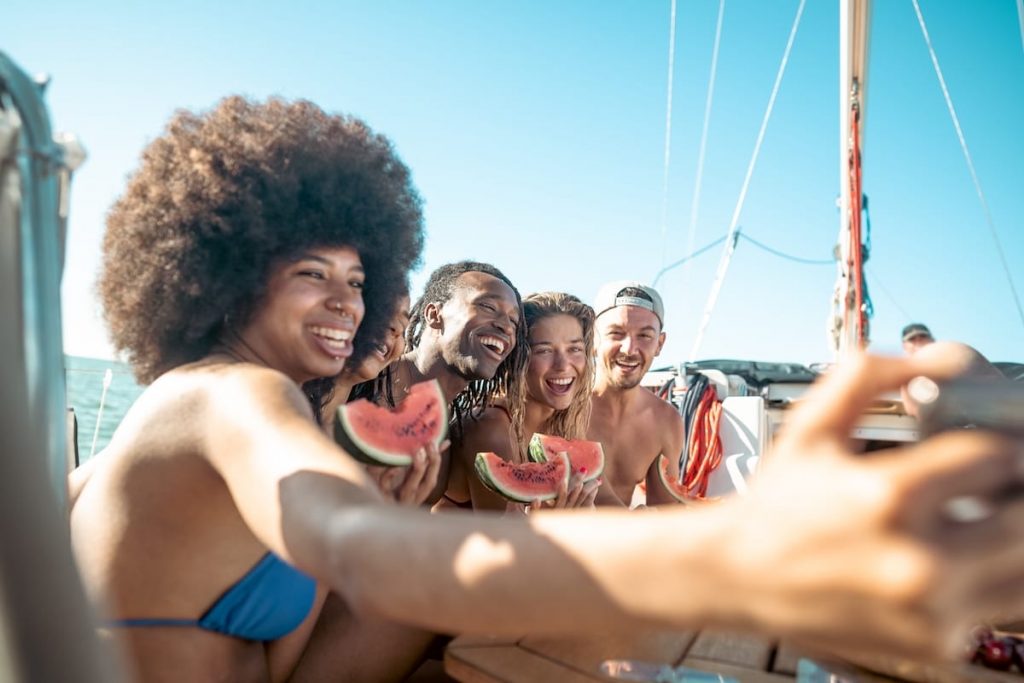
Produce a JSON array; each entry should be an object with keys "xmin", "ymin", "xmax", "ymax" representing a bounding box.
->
[
  {"xmin": 549, "ymin": 377, "xmax": 573, "ymax": 386},
  {"xmin": 479, "ymin": 335, "xmax": 506, "ymax": 355},
  {"xmin": 310, "ymin": 326, "xmax": 353, "ymax": 342}
]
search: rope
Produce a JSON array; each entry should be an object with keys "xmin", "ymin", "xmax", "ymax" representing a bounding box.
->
[
  {"xmin": 681, "ymin": 386, "xmax": 723, "ymax": 499},
  {"xmin": 849, "ymin": 100, "xmax": 868, "ymax": 348},
  {"xmin": 652, "ymin": 235, "xmax": 727, "ymax": 288},
  {"xmin": 88, "ymin": 368, "xmax": 113, "ymax": 459},
  {"xmin": 680, "ymin": 0, "xmax": 726, "ymax": 286},
  {"xmin": 689, "ymin": 0, "xmax": 807, "ymax": 360},
  {"xmin": 911, "ymin": 0, "xmax": 1024, "ymax": 332},
  {"xmin": 679, "ymin": 373, "xmax": 710, "ymax": 469},
  {"xmin": 658, "ymin": 0, "xmax": 679, "ymax": 269},
  {"xmin": 738, "ymin": 233, "xmax": 832, "ymax": 265}
]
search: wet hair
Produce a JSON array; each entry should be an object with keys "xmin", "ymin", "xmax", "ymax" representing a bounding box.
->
[
  {"xmin": 406, "ymin": 261, "xmax": 529, "ymax": 438},
  {"xmin": 505, "ymin": 292, "xmax": 595, "ymax": 457},
  {"xmin": 100, "ymin": 96, "xmax": 423, "ymax": 387},
  {"xmin": 348, "ymin": 366, "xmax": 398, "ymax": 408}
]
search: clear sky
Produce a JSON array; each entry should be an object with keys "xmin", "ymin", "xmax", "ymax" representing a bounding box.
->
[{"xmin": 5, "ymin": 0, "xmax": 1023, "ymax": 366}]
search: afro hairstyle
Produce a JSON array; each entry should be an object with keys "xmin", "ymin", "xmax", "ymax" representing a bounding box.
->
[{"xmin": 100, "ymin": 96, "xmax": 423, "ymax": 384}]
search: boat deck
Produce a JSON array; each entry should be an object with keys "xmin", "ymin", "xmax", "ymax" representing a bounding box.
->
[{"xmin": 445, "ymin": 629, "xmax": 1021, "ymax": 682}]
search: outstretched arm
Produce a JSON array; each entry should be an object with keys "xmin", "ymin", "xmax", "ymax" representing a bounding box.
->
[{"xmin": 204, "ymin": 358, "xmax": 1024, "ymax": 661}]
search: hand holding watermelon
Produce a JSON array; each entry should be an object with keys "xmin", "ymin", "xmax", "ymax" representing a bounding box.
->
[
  {"xmin": 366, "ymin": 438, "xmax": 449, "ymax": 506},
  {"xmin": 476, "ymin": 450, "xmax": 601, "ymax": 509},
  {"xmin": 529, "ymin": 470, "xmax": 601, "ymax": 511},
  {"xmin": 506, "ymin": 470, "xmax": 601, "ymax": 514},
  {"xmin": 334, "ymin": 380, "xmax": 448, "ymax": 467}
]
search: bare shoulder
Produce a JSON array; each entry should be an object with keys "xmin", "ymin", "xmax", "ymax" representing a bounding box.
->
[
  {"xmin": 642, "ymin": 389, "xmax": 683, "ymax": 424},
  {"xmin": 113, "ymin": 360, "xmax": 315, "ymax": 459},
  {"xmin": 184, "ymin": 360, "xmax": 312, "ymax": 421},
  {"xmin": 455, "ymin": 406, "xmax": 516, "ymax": 463}
]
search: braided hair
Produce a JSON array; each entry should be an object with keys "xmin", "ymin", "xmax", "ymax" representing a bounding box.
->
[{"xmin": 406, "ymin": 261, "xmax": 528, "ymax": 440}]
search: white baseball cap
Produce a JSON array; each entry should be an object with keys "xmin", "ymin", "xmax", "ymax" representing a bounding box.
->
[{"xmin": 593, "ymin": 281, "xmax": 664, "ymax": 326}]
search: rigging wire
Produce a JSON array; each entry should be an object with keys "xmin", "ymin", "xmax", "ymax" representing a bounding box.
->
[
  {"xmin": 689, "ymin": 0, "xmax": 807, "ymax": 361},
  {"xmin": 654, "ymin": 230, "xmax": 835, "ymax": 289},
  {"xmin": 658, "ymin": 0, "xmax": 679, "ymax": 269},
  {"xmin": 652, "ymin": 235, "xmax": 728, "ymax": 288},
  {"xmin": 911, "ymin": 0, "xmax": 1024, "ymax": 331},
  {"xmin": 738, "ymin": 233, "xmax": 832, "ymax": 265},
  {"xmin": 1018, "ymin": 0, "xmax": 1024, "ymax": 59},
  {"xmin": 865, "ymin": 266, "xmax": 913, "ymax": 322},
  {"xmin": 680, "ymin": 0, "xmax": 726, "ymax": 286}
]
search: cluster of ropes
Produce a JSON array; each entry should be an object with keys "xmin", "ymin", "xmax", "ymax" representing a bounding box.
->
[{"xmin": 675, "ymin": 373, "xmax": 723, "ymax": 501}]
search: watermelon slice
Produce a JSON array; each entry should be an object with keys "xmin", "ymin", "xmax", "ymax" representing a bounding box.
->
[
  {"xmin": 334, "ymin": 379, "xmax": 448, "ymax": 467},
  {"xmin": 527, "ymin": 433, "xmax": 604, "ymax": 483},
  {"xmin": 656, "ymin": 454, "xmax": 688, "ymax": 503},
  {"xmin": 475, "ymin": 451, "xmax": 570, "ymax": 503}
]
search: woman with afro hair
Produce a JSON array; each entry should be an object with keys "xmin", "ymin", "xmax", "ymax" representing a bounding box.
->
[
  {"xmin": 71, "ymin": 96, "xmax": 441, "ymax": 681},
  {"xmin": 66, "ymin": 96, "xmax": 1024, "ymax": 682}
]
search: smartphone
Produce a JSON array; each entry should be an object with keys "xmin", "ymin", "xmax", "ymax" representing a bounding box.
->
[{"xmin": 909, "ymin": 376, "xmax": 1024, "ymax": 438}]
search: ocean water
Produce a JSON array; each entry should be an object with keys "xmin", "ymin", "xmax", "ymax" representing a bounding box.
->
[{"xmin": 65, "ymin": 355, "xmax": 145, "ymax": 463}]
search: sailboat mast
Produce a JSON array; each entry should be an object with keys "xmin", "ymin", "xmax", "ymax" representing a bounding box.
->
[{"xmin": 833, "ymin": 0, "xmax": 872, "ymax": 358}]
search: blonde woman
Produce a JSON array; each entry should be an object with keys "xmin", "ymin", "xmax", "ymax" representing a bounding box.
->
[{"xmin": 441, "ymin": 291, "xmax": 601, "ymax": 511}]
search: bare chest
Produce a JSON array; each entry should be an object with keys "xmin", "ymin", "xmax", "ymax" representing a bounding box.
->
[{"xmin": 588, "ymin": 415, "xmax": 667, "ymax": 497}]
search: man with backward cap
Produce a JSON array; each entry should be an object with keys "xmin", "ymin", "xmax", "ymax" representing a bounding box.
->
[{"xmin": 586, "ymin": 280, "xmax": 686, "ymax": 506}]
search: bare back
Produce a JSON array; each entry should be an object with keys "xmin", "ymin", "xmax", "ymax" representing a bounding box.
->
[{"xmin": 69, "ymin": 358, "xmax": 342, "ymax": 682}]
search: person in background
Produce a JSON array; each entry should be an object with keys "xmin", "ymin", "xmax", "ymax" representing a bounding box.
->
[
  {"xmin": 441, "ymin": 291, "xmax": 601, "ymax": 512},
  {"xmin": 586, "ymin": 281, "xmax": 684, "ymax": 506},
  {"xmin": 312, "ymin": 292, "xmax": 442, "ymax": 507},
  {"xmin": 902, "ymin": 322, "xmax": 935, "ymax": 354},
  {"xmin": 389, "ymin": 260, "xmax": 529, "ymax": 505},
  {"xmin": 69, "ymin": 96, "xmax": 1024, "ymax": 682}
]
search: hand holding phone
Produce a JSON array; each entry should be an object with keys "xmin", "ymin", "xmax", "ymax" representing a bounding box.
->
[{"xmin": 909, "ymin": 376, "xmax": 1024, "ymax": 439}]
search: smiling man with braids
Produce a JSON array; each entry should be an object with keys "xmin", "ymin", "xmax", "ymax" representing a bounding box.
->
[{"xmin": 388, "ymin": 261, "xmax": 529, "ymax": 505}]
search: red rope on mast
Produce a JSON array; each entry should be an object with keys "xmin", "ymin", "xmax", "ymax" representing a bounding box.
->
[{"xmin": 848, "ymin": 101, "xmax": 867, "ymax": 349}]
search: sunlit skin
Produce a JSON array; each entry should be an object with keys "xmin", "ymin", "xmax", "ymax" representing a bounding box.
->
[
  {"xmin": 230, "ymin": 247, "xmax": 365, "ymax": 383},
  {"xmin": 397, "ymin": 271, "xmax": 520, "ymax": 404},
  {"xmin": 320, "ymin": 294, "xmax": 410, "ymax": 437},
  {"xmin": 593, "ymin": 306, "xmax": 665, "ymax": 391},
  {"xmin": 441, "ymin": 312, "xmax": 599, "ymax": 512},
  {"xmin": 316, "ymin": 291, "xmax": 442, "ymax": 507},
  {"xmin": 437, "ymin": 273, "xmax": 520, "ymax": 384},
  {"xmin": 525, "ymin": 314, "xmax": 588, "ymax": 415},
  {"xmin": 346, "ymin": 295, "xmax": 411, "ymax": 385},
  {"xmin": 588, "ymin": 304, "xmax": 683, "ymax": 507}
]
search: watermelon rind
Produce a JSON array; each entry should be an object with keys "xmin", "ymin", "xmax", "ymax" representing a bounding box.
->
[
  {"xmin": 335, "ymin": 379, "xmax": 448, "ymax": 467},
  {"xmin": 527, "ymin": 433, "xmax": 604, "ymax": 483},
  {"xmin": 656, "ymin": 453, "xmax": 688, "ymax": 504},
  {"xmin": 475, "ymin": 451, "xmax": 569, "ymax": 503}
]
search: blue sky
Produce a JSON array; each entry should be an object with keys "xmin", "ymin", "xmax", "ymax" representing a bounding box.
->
[{"xmin": 5, "ymin": 0, "xmax": 1023, "ymax": 366}]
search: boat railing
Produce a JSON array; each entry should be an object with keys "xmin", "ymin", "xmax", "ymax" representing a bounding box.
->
[{"xmin": 0, "ymin": 49, "xmax": 121, "ymax": 682}]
